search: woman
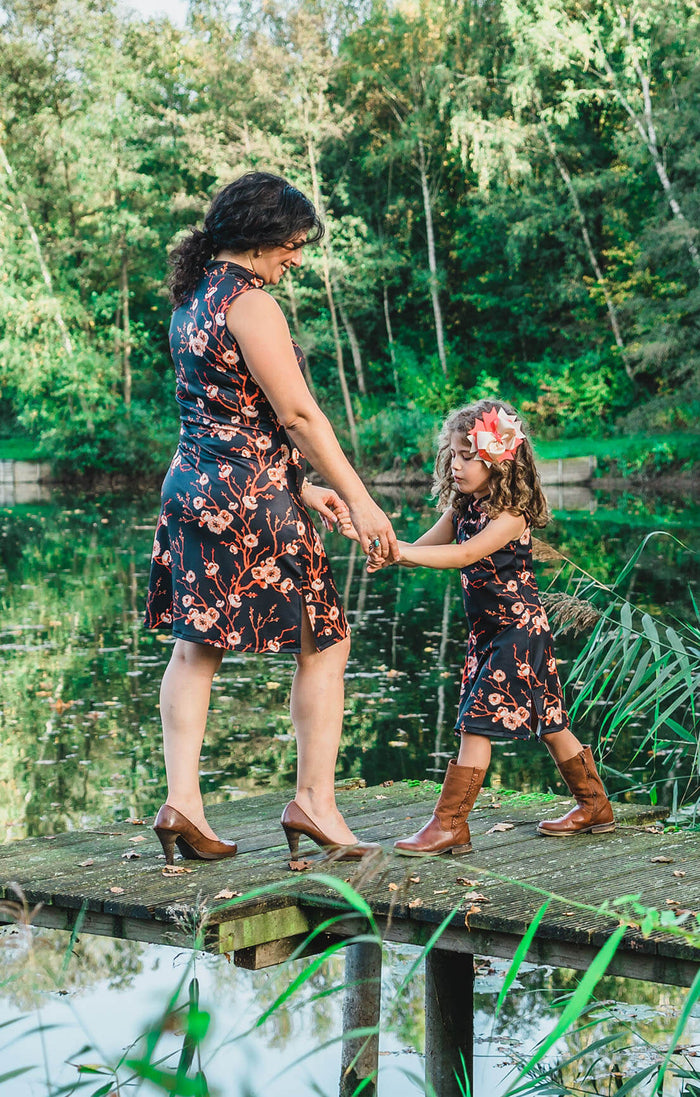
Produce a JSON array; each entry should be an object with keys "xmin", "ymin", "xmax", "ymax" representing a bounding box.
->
[{"xmin": 145, "ymin": 171, "xmax": 397, "ymax": 866}]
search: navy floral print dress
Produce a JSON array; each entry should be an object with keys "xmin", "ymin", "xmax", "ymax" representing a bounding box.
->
[
  {"xmin": 454, "ymin": 497, "xmax": 569, "ymax": 740},
  {"xmin": 145, "ymin": 261, "xmax": 348, "ymax": 653}
]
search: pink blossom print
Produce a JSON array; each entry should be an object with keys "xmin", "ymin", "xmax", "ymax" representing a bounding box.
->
[
  {"xmin": 145, "ymin": 262, "xmax": 348, "ymax": 653},
  {"xmin": 453, "ymin": 497, "xmax": 569, "ymax": 740}
]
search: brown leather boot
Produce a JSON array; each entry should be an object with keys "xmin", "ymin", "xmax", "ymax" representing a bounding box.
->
[
  {"xmin": 394, "ymin": 760, "xmax": 487, "ymax": 856},
  {"xmin": 537, "ymin": 745, "xmax": 615, "ymax": 836}
]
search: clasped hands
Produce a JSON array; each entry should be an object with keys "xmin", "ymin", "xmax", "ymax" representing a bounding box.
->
[{"xmin": 301, "ymin": 482, "xmax": 402, "ymax": 568}]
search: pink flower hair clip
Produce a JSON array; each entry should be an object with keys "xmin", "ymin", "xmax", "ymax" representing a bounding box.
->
[{"xmin": 468, "ymin": 407, "xmax": 525, "ymax": 467}]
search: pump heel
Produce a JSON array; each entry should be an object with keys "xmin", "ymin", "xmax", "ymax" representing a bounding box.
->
[
  {"xmin": 152, "ymin": 805, "xmax": 238, "ymax": 863},
  {"xmin": 154, "ymin": 828, "xmax": 178, "ymax": 866},
  {"xmin": 282, "ymin": 824, "xmax": 300, "ymax": 859}
]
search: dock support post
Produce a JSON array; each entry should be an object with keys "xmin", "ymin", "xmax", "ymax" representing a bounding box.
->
[
  {"xmin": 425, "ymin": 948, "xmax": 474, "ymax": 1097},
  {"xmin": 339, "ymin": 940, "xmax": 382, "ymax": 1097}
]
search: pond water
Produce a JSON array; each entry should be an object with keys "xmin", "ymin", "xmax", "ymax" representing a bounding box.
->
[{"xmin": 1, "ymin": 483, "xmax": 699, "ymax": 1095}]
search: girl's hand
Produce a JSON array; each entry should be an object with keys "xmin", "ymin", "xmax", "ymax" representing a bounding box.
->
[
  {"xmin": 366, "ymin": 540, "xmax": 413, "ymax": 573},
  {"xmin": 302, "ymin": 482, "xmax": 358, "ymax": 537}
]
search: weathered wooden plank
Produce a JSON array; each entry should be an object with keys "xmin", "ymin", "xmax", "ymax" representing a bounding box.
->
[
  {"xmin": 217, "ymin": 905, "xmax": 310, "ymax": 953},
  {"xmin": 1, "ymin": 783, "xmax": 691, "ymax": 989}
]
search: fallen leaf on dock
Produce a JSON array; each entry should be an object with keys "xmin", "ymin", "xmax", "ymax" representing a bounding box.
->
[
  {"xmin": 563, "ymin": 911, "xmax": 575, "ymax": 916},
  {"xmin": 288, "ymin": 859, "xmax": 313, "ymax": 872},
  {"xmin": 78, "ymin": 859, "xmax": 94, "ymax": 868},
  {"xmin": 213, "ymin": 888, "xmax": 241, "ymax": 900},
  {"xmin": 128, "ymin": 836, "xmax": 147, "ymax": 844},
  {"xmin": 108, "ymin": 886, "xmax": 125, "ymax": 894},
  {"xmin": 409, "ymin": 875, "xmax": 420, "ymax": 884},
  {"xmin": 486, "ymin": 822, "xmax": 515, "ymax": 834},
  {"xmin": 644, "ymin": 826, "xmax": 663, "ymax": 833},
  {"xmin": 408, "ymin": 898, "xmax": 423, "ymax": 909},
  {"xmin": 162, "ymin": 865, "xmax": 193, "ymax": 876},
  {"xmin": 122, "ymin": 850, "xmax": 141, "ymax": 860},
  {"xmin": 666, "ymin": 899, "xmax": 680, "ymax": 906},
  {"xmin": 488, "ymin": 799, "xmax": 502, "ymax": 809},
  {"xmin": 129, "ymin": 819, "xmax": 145, "ymax": 825},
  {"xmin": 651, "ymin": 856, "xmax": 674, "ymax": 863},
  {"xmin": 463, "ymin": 892, "xmax": 490, "ymax": 903},
  {"xmin": 456, "ymin": 877, "xmax": 481, "ymax": 887},
  {"xmin": 464, "ymin": 904, "xmax": 481, "ymax": 929},
  {"xmin": 673, "ymin": 871, "xmax": 687, "ymax": 878},
  {"xmin": 433, "ymin": 889, "xmax": 448, "ymax": 894},
  {"xmin": 381, "ymin": 780, "xmax": 394, "ymax": 787},
  {"xmin": 388, "ymin": 882, "xmax": 399, "ymax": 891}
]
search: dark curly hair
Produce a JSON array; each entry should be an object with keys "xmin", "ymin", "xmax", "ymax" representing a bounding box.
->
[
  {"xmin": 168, "ymin": 171, "xmax": 325, "ymax": 307},
  {"xmin": 432, "ymin": 399, "xmax": 550, "ymax": 529}
]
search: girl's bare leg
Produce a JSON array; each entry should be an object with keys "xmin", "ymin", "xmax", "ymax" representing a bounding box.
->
[
  {"xmin": 291, "ymin": 611, "xmax": 356, "ymax": 844},
  {"xmin": 457, "ymin": 731, "xmax": 492, "ymax": 770},
  {"xmin": 159, "ymin": 638, "xmax": 223, "ymax": 840},
  {"xmin": 542, "ymin": 728, "xmax": 585, "ymax": 764}
]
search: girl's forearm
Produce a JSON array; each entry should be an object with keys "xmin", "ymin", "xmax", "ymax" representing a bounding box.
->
[{"xmin": 400, "ymin": 542, "xmax": 474, "ymax": 569}]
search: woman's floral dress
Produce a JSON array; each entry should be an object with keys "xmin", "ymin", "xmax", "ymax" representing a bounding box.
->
[
  {"xmin": 454, "ymin": 497, "xmax": 569, "ymax": 739},
  {"xmin": 145, "ymin": 262, "xmax": 348, "ymax": 653}
]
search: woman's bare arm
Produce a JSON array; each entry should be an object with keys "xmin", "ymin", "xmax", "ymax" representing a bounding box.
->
[{"xmin": 227, "ymin": 290, "xmax": 398, "ymax": 559}]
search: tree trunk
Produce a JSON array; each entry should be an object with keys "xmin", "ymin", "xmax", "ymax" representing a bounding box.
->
[
  {"xmin": 382, "ymin": 280, "xmax": 399, "ymax": 394},
  {"xmin": 0, "ymin": 139, "xmax": 95, "ymax": 434},
  {"xmin": 538, "ymin": 112, "xmax": 634, "ymax": 381},
  {"xmin": 120, "ymin": 247, "xmax": 132, "ymax": 412},
  {"xmin": 418, "ymin": 137, "xmax": 447, "ymax": 376},
  {"xmin": 306, "ymin": 133, "xmax": 359, "ymax": 456},
  {"xmin": 337, "ymin": 299, "xmax": 366, "ymax": 395},
  {"xmin": 597, "ymin": 17, "xmax": 700, "ymax": 278},
  {"xmin": 283, "ymin": 277, "xmax": 317, "ymax": 396},
  {"xmin": 0, "ymin": 141, "xmax": 73, "ymax": 358}
]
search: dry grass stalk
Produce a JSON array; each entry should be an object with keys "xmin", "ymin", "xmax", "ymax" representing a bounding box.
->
[
  {"xmin": 542, "ymin": 591, "xmax": 602, "ymax": 635},
  {"xmin": 532, "ymin": 537, "xmax": 566, "ymax": 563}
]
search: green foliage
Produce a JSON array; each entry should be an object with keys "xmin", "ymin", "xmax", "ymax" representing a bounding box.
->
[
  {"xmin": 356, "ymin": 399, "xmax": 439, "ymax": 470},
  {"xmin": 552, "ymin": 532, "xmax": 700, "ymax": 803},
  {"xmin": 519, "ymin": 351, "xmax": 634, "ymax": 438},
  {"xmin": 1, "ymin": 0, "xmax": 699, "ymax": 475}
]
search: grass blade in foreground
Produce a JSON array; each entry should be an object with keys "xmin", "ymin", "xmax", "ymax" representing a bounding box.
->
[
  {"xmin": 652, "ymin": 966, "xmax": 700, "ymax": 1094},
  {"xmin": 494, "ymin": 901, "xmax": 551, "ymax": 1020},
  {"xmin": 503, "ymin": 924, "xmax": 626, "ymax": 1095}
]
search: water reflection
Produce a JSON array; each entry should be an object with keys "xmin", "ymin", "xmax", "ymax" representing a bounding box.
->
[
  {"xmin": 0, "ymin": 927, "xmax": 697, "ymax": 1095},
  {"xmin": 0, "ymin": 488, "xmax": 698, "ymax": 840}
]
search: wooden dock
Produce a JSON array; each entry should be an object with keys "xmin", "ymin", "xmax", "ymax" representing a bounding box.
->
[{"xmin": 1, "ymin": 781, "xmax": 697, "ymax": 1096}]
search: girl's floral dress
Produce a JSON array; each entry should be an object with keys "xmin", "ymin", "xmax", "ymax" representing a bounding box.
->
[
  {"xmin": 145, "ymin": 262, "xmax": 348, "ymax": 653},
  {"xmin": 454, "ymin": 497, "xmax": 569, "ymax": 739}
]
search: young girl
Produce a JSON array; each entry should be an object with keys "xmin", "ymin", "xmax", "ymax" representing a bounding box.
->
[{"xmin": 371, "ymin": 400, "xmax": 615, "ymax": 855}]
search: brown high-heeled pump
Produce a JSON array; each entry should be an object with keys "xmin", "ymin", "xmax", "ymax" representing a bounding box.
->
[
  {"xmin": 153, "ymin": 804, "xmax": 238, "ymax": 866},
  {"xmin": 280, "ymin": 800, "xmax": 380, "ymax": 861}
]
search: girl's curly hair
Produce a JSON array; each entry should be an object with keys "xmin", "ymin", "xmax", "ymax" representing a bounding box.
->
[
  {"xmin": 433, "ymin": 400, "xmax": 550, "ymax": 529},
  {"xmin": 168, "ymin": 171, "xmax": 324, "ymax": 307}
]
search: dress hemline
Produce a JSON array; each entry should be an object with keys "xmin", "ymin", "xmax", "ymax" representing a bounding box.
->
[{"xmin": 144, "ymin": 621, "xmax": 349, "ymax": 654}]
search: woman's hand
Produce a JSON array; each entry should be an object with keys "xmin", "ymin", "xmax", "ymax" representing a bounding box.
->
[
  {"xmin": 346, "ymin": 497, "xmax": 399, "ymax": 562},
  {"xmin": 302, "ymin": 482, "xmax": 358, "ymax": 538}
]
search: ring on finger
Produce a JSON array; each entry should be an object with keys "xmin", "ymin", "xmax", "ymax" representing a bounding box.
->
[{"xmin": 371, "ymin": 537, "xmax": 381, "ymax": 549}]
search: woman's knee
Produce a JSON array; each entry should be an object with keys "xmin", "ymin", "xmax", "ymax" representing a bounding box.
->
[
  {"xmin": 297, "ymin": 630, "xmax": 351, "ymax": 671},
  {"xmin": 171, "ymin": 638, "xmax": 224, "ymax": 674}
]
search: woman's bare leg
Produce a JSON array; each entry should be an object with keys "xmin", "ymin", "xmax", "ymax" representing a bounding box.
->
[
  {"xmin": 291, "ymin": 612, "xmax": 356, "ymax": 844},
  {"xmin": 159, "ymin": 638, "xmax": 223, "ymax": 840}
]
